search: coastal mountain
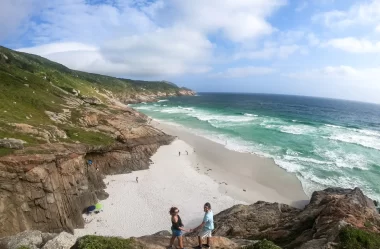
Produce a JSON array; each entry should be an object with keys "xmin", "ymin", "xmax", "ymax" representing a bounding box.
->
[
  {"xmin": 1, "ymin": 46, "xmax": 380, "ymax": 249},
  {"xmin": 0, "ymin": 46, "xmax": 193, "ymax": 236}
]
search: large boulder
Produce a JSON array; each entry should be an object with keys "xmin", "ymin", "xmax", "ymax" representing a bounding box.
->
[
  {"xmin": 82, "ymin": 97, "xmax": 102, "ymax": 105},
  {"xmin": 0, "ymin": 138, "xmax": 26, "ymax": 149},
  {"xmin": 213, "ymin": 202, "xmax": 299, "ymax": 238},
  {"xmin": 41, "ymin": 232, "xmax": 76, "ymax": 249},
  {"xmin": 0, "ymin": 230, "xmax": 52, "ymax": 249},
  {"xmin": 214, "ymin": 188, "xmax": 380, "ymax": 249}
]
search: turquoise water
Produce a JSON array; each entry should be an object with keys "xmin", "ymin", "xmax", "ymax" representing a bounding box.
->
[{"xmin": 131, "ymin": 93, "xmax": 380, "ymax": 201}]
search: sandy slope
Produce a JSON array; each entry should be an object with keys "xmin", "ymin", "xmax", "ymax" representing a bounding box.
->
[{"xmin": 75, "ymin": 140, "xmax": 245, "ymax": 238}]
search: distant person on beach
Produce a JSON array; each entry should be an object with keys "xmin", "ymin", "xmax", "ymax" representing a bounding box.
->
[
  {"xmin": 192, "ymin": 202, "xmax": 214, "ymax": 249},
  {"xmin": 136, "ymin": 177, "xmax": 138, "ymax": 183},
  {"xmin": 179, "ymin": 151, "xmax": 181, "ymax": 156},
  {"xmin": 168, "ymin": 207, "xmax": 191, "ymax": 249},
  {"xmin": 186, "ymin": 150, "xmax": 188, "ymax": 155}
]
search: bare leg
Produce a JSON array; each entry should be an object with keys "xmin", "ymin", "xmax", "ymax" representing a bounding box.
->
[
  {"xmin": 207, "ymin": 237, "xmax": 212, "ymax": 247},
  {"xmin": 169, "ymin": 236, "xmax": 175, "ymax": 247},
  {"xmin": 178, "ymin": 236, "xmax": 184, "ymax": 248},
  {"xmin": 198, "ymin": 236, "xmax": 202, "ymax": 247}
]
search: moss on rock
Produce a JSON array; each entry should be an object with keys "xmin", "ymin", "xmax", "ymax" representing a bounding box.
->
[
  {"xmin": 244, "ymin": 239, "xmax": 282, "ymax": 249},
  {"xmin": 339, "ymin": 226, "xmax": 380, "ymax": 249},
  {"xmin": 75, "ymin": 235, "xmax": 141, "ymax": 249}
]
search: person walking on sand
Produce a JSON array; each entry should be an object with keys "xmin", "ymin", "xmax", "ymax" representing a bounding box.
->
[
  {"xmin": 192, "ymin": 202, "xmax": 214, "ymax": 249},
  {"xmin": 168, "ymin": 207, "xmax": 191, "ymax": 249},
  {"xmin": 179, "ymin": 151, "xmax": 181, "ymax": 156},
  {"xmin": 186, "ymin": 150, "xmax": 188, "ymax": 155},
  {"xmin": 136, "ymin": 177, "xmax": 138, "ymax": 183}
]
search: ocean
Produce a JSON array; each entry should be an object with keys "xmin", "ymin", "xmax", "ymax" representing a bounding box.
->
[{"xmin": 131, "ymin": 93, "xmax": 380, "ymax": 201}]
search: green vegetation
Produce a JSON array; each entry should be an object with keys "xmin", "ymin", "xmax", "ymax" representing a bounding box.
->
[
  {"xmin": 244, "ymin": 240, "xmax": 282, "ymax": 249},
  {"xmin": 75, "ymin": 235, "xmax": 140, "ymax": 249},
  {"xmin": 0, "ymin": 45, "xmax": 189, "ymax": 148},
  {"xmin": 0, "ymin": 148, "xmax": 14, "ymax": 156},
  {"xmin": 64, "ymin": 127, "xmax": 115, "ymax": 146},
  {"xmin": 339, "ymin": 226, "xmax": 380, "ymax": 249},
  {"xmin": 17, "ymin": 246, "xmax": 31, "ymax": 249}
]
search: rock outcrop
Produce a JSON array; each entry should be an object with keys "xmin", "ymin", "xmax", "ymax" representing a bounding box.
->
[
  {"xmin": 0, "ymin": 138, "xmax": 26, "ymax": 149},
  {"xmin": 0, "ymin": 101, "xmax": 174, "ymax": 238},
  {"xmin": 0, "ymin": 230, "xmax": 76, "ymax": 249},
  {"xmin": 213, "ymin": 187, "xmax": 380, "ymax": 248}
]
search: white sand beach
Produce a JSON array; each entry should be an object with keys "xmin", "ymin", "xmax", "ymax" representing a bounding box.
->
[{"xmin": 75, "ymin": 122, "xmax": 307, "ymax": 238}]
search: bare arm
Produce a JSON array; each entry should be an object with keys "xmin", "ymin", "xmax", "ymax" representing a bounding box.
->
[
  {"xmin": 193, "ymin": 221, "xmax": 205, "ymax": 231},
  {"xmin": 172, "ymin": 216, "xmax": 191, "ymax": 232}
]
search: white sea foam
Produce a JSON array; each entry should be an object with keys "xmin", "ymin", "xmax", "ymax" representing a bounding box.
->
[
  {"xmin": 328, "ymin": 133, "xmax": 380, "ymax": 151},
  {"xmin": 274, "ymin": 159, "xmax": 303, "ymax": 173},
  {"xmin": 134, "ymin": 106, "xmax": 154, "ymax": 110},
  {"xmin": 157, "ymin": 99, "xmax": 168, "ymax": 102},
  {"xmin": 279, "ymin": 125, "xmax": 317, "ymax": 135},
  {"xmin": 283, "ymin": 155, "xmax": 334, "ymax": 166},
  {"xmin": 244, "ymin": 113, "xmax": 258, "ymax": 117},
  {"xmin": 191, "ymin": 114, "xmax": 256, "ymax": 123},
  {"xmin": 137, "ymin": 103, "xmax": 380, "ymax": 201}
]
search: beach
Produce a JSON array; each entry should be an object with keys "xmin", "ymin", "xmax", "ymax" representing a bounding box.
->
[{"xmin": 75, "ymin": 121, "xmax": 307, "ymax": 238}]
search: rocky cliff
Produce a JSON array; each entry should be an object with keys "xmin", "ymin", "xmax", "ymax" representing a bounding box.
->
[
  {"xmin": 2, "ymin": 188, "xmax": 380, "ymax": 248},
  {"xmin": 0, "ymin": 102, "xmax": 174, "ymax": 237},
  {"xmin": 213, "ymin": 187, "xmax": 380, "ymax": 248},
  {"xmin": 0, "ymin": 46, "xmax": 194, "ymax": 237}
]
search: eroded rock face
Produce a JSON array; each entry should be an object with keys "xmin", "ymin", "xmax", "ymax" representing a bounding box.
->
[
  {"xmin": 213, "ymin": 188, "xmax": 380, "ymax": 249},
  {"xmin": 0, "ymin": 107, "xmax": 174, "ymax": 238}
]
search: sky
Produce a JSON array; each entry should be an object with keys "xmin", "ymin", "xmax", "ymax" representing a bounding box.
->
[{"xmin": 1, "ymin": 0, "xmax": 380, "ymax": 103}]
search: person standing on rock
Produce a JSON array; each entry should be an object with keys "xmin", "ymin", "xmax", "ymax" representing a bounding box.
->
[
  {"xmin": 192, "ymin": 202, "xmax": 214, "ymax": 249},
  {"xmin": 168, "ymin": 207, "xmax": 191, "ymax": 249}
]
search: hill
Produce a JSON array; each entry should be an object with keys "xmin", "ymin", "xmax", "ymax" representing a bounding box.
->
[{"xmin": 0, "ymin": 45, "xmax": 194, "ymax": 155}]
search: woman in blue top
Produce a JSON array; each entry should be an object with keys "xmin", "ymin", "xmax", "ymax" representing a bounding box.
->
[{"xmin": 168, "ymin": 207, "xmax": 191, "ymax": 249}]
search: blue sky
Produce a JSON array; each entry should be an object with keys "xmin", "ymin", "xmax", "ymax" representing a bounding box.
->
[{"xmin": 1, "ymin": 0, "xmax": 380, "ymax": 103}]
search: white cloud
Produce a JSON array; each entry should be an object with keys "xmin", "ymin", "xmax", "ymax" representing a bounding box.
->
[
  {"xmin": 164, "ymin": 0, "xmax": 286, "ymax": 42},
  {"xmin": 312, "ymin": 0, "xmax": 380, "ymax": 30},
  {"xmin": 285, "ymin": 66, "xmax": 380, "ymax": 85},
  {"xmin": 10, "ymin": 0, "xmax": 287, "ymax": 77},
  {"xmin": 19, "ymin": 28, "xmax": 213, "ymax": 77},
  {"xmin": 19, "ymin": 42, "xmax": 98, "ymax": 56},
  {"xmin": 307, "ymin": 33, "xmax": 320, "ymax": 46},
  {"xmin": 0, "ymin": 0, "xmax": 42, "ymax": 41},
  {"xmin": 323, "ymin": 37, "xmax": 380, "ymax": 53},
  {"xmin": 211, "ymin": 66, "xmax": 275, "ymax": 78},
  {"xmin": 234, "ymin": 44, "xmax": 301, "ymax": 60}
]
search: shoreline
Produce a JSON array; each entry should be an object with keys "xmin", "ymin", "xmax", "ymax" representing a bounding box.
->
[
  {"xmin": 151, "ymin": 120, "xmax": 308, "ymax": 207},
  {"xmin": 74, "ymin": 119, "xmax": 307, "ymax": 238},
  {"xmin": 75, "ymin": 140, "xmax": 244, "ymax": 238}
]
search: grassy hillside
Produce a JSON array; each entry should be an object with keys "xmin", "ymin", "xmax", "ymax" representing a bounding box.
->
[{"xmin": 0, "ymin": 46, "xmax": 191, "ymax": 155}]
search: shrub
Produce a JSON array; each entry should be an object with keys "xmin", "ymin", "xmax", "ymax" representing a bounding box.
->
[
  {"xmin": 339, "ymin": 226, "xmax": 380, "ymax": 249},
  {"xmin": 244, "ymin": 239, "xmax": 282, "ymax": 249},
  {"xmin": 76, "ymin": 235, "xmax": 140, "ymax": 249}
]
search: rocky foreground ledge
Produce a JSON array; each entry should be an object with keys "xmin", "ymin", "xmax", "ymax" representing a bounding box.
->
[{"xmin": 1, "ymin": 187, "xmax": 380, "ymax": 249}]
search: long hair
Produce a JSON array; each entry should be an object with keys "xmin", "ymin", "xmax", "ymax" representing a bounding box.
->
[{"xmin": 169, "ymin": 207, "xmax": 179, "ymax": 214}]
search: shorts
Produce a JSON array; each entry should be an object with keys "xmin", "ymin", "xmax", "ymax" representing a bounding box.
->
[
  {"xmin": 198, "ymin": 229, "xmax": 212, "ymax": 238},
  {"xmin": 171, "ymin": 228, "xmax": 183, "ymax": 237}
]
